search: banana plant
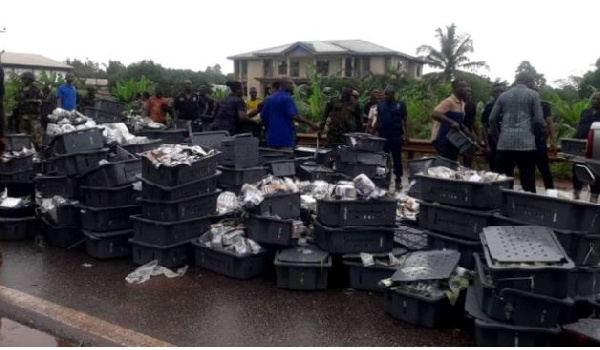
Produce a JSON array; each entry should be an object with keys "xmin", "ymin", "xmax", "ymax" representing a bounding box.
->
[{"xmin": 111, "ymin": 76, "xmax": 155, "ymax": 102}]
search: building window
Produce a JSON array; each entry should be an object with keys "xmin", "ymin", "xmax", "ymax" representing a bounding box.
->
[
  {"xmin": 278, "ymin": 61, "xmax": 288, "ymax": 76},
  {"xmin": 397, "ymin": 60, "xmax": 406, "ymax": 72},
  {"xmin": 385, "ymin": 57, "xmax": 391, "ymax": 70},
  {"xmin": 362, "ymin": 58, "xmax": 370, "ymax": 74},
  {"xmin": 316, "ymin": 60, "xmax": 329, "ymax": 76},
  {"xmin": 263, "ymin": 60, "xmax": 273, "ymax": 77},
  {"xmin": 416, "ymin": 65, "xmax": 422, "ymax": 77},
  {"xmin": 241, "ymin": 61, "xmax": 248, "ymax": 76},
  {"xmin": 344, "ymin": 58, "xmax": 353, "ymax": 77},
  {"xmin": 290, "ymin": 61, "xmax": 300, "ymax": 77}
]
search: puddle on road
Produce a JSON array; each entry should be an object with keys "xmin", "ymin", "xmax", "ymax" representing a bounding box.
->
[{"xmin": 0, "ymin": 318, "xmax": 72, "ymax": 347}]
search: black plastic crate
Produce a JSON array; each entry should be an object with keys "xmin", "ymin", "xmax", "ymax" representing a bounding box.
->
[
  {"xmin": 274, "ymin": 246, "xmax": 332, "ymax": 290},
  {"xmin": 80, "ymin": 183, "xmax": 140, "ymax": 208},
  {"xmin": 35, "ymin": 176, "xmax": 79, "ymax": 199},
  {"xmin": 383, "ymin": 286, "xmax": 466, "ymax": 329},
  {"xmin": 192, "ymin": 237, "xmax": 273, "ymax": 279},
  {"xmin": 217, "ymin": 166, "xmax": 266, "ymax": 187},
  {"xmin": 482, "ymin": 226, "xmax": 575, "ymax": 299},
  {"xmin": 493, "ymin": 213, "xmax": 600, "ymax": 266},
  {"xmin": 0, "ymin": 216, "xmax": 38, "ymax": 241},
  {"xmin": 245, "ymin": 215, "xmax": 299, "ymax": 247},
  {"xmin": 465, "ymin": 287, "xmax": 562, "ymax": 347},
  {"xmin": 131, "ymin": 214, "xmax": 211, "ymax": 246},
  {"xmin": 0, "ymin": 154, "xmax": 34, "ymax": 173},
  {"xmin": 294, "ymin": 146, "xmax": 332, "ymax": 165},
  {"xmin": 335, "ymin": 160, "xmax": 379, "ymax": 179},
  {"xmin": 83, "ymin": 107, "xmax": 124, "ymax": 124},
  {"xmin": 221, "ymin": 134, "xmax": 259, "ymax": 168},
  {"xmin": 344, "ymin": 133, "xmax": 386, "ymax": 152},
  {"xmin": 49, "ymin": 128, "xmax": 104, "ymax": 155},
  {"xmin": 2, "ymin": 183, "xmax": 35, "ymax": 198},
  {"xmin": 317, "ymin": 198, "xmax": 397, "ymax": 227},
  {"xmin": 342, "ymin": 248, "xmax": 406, "ymax": 292},
  {"xmin": 130, "ymin": 238, "xmax": 192, "ymax": 268},
  {"xmin": 418, "ymin": 201, "xmax": 495, "ymax": 240},
  {"xmin": 394, "ymin": 225, "xmax": 429, "ymax": 250},
  {"xmin": 94, "ymin": 99, "xmax": 125, "ymax": 115},
  {"xmin": 140, "ymin": 191, "xmax": 219, "ymax": 221},
  {"xmin": 296, "ymin": 162, "xmax": 342, "ymax": 183},
  {"xmin": 141, "ymin": 151, "xmax": 220, "ymax": 186},
  {"xmin": 268, "ymin": 160, "xmax": 296, "ymax": 177},
  {"xmin": 51, "ymin": 148, "xmax": 109, "ymax": 176},
  {"xmin": 313, "ymin": 219, "xmax": 394, "ymax": 254},
  {"xmin": 426, "ymin": 230, "xmax": 481, "ymax": 269},
  {"xmin": 42, "ymin": 218, "xmax": 84, "ymax": 249},
  {"xmin": 140, "ymin": 171, "xmax": 220, "ymax": 201},
  {"xmin": 415, "ymin": 175, "xmax": 512, "ymax": 209},
  {"xmin": 121, "ymin": 139, "xmax": 162, "ymax": 155},
  {"xmin": 79, "ymin": 159, "xmax": 141, "ymax": 187},
  {"xmin": 189, "ymin": 131, "xmax": 229, "ymax": 150},
  {"xmin": 568, "ymin": 266, "xmax": 600, "ymax": 298},
  {"xmin": 0, "ymin": 168, "xmax": 35, "ymax": 184},
  {"xmin": 446, "ymin": 129, "xmax": 477, "ymax": 155},
  {"xmin": 501, "ymin": 189, "xmax": 600, "ymax": 232},
  {"xmin": 79, "ymin": 204, "xmax": 140, "ymax": 232},
  {"xmin": 560, "ymin": 138, "xmax": 587, "ymax": 157},
  {"xmin": 258, "ymin": 147, "xmax": 294, "ymax": 165},
  {"xmin": 407, "ymin": 156, "xmax": 460, "ymax": 179},
  {"xmin": 338, "ymin": 147, "xmax": 387, "ymax": 166},
  {"xmin": 472, "ymin": 253, "xmax": 572, "ymax": 328},
  {"xmin": 248, "ymin": 193, "xmax": 300, "ymax": 219},
  {"xmin": 43, "ymin": 203, "xmax": 81, "ymax": 227},
  {"xmin": 135, "ymin": 129, "xmax": 189, "ymax": 144},
  {"xmin": 6, "ymin": 134, "xmax": 33, "ymax": 151},
  {"xmin": 84, "ymin": 229, "xmax": 132, "ymax": 259},
  {"xmin": 0, "ymin": 202, "xmax": 35, "ymax": 218}
]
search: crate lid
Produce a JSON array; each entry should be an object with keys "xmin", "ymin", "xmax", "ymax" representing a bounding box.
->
[
  {"xmin": 482, "ymin": 226, "xmax": 566, "ymax": 264},
  {"xmin": 391, "ymin": 250, "xmax": 461, "ymax": 282},
  {"xmin": 277, "ymin": 245, "xmax": 329, "ymax": 264},
  {"xmin": 269, "ymin": 160, "xmax": 296, "ymax": 177}
]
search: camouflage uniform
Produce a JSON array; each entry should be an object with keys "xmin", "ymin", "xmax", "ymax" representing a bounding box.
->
[
  {"xmin": 16, "ymin": 74, "xmax": 43, "ymax": 148},
  {"xmin": 320, "ymin": 97, "xmax": 361, "ymax": 146}
]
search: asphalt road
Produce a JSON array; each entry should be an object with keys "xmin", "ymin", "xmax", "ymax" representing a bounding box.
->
[{"xmin": 0, "ymin": 241, "xmax": 474, "ymax": 346}]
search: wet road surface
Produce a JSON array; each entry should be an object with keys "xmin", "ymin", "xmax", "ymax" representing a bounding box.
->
[
  {"xmin": 0, "ymin": 241, "xmax": 474, "ymax": 346},
  {"xmin": 0, "ymin": 318, "xmax": 71, "ymax": 346}
]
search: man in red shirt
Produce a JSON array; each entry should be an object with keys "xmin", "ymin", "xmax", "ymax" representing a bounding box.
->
[{"xmin": 147, "ymin": 90, "xmax": 171, "ymax": 124}]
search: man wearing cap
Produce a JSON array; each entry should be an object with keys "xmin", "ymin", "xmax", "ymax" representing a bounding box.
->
[
  {"xmin": 57, "ymin": 73, "xmax": 77, "ymax": 111},
  {"xmin": 173, "ymin": 80, "xmax": 200, "ymax": 122}
]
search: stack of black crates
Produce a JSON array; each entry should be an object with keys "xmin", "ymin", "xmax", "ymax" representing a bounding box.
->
[
  {"xmin": 36, "ymin": 128, "xmax": 106, "ymax": 248},
  {"xmin": 335, "ymin": 133, "xmax": 390, "ymax": 188},
  {"xmin": 133, "ymin": 146, "xmax": 221, "ymax": 268},
  {"xmin": 83, "ymin": 99, "xmax": 126, "ymax": 124},
  {"xmin": 313, "ymin": 191, "xmax": 398, "ymax": 291},
  {"xmin": 410, "ymin": 160, "xmax": 513, "ymax": 270},
  {"xmin": 494, "ymin": 189, "xmax": 600, "ymax": 330},
  {"xmin": 77, "ymin": 146, "xmax": 143, "ymax": 259},
  {"xmin": 0, "ymin": 134, "xmax": 39, "ymax": 241},
  {"xmin": 217, "ymin": 133, "xmax": 266, "ymax": 194},
  {"xmin": 466, "ymin": 226, "xmax": 575, "ymax": 346}
]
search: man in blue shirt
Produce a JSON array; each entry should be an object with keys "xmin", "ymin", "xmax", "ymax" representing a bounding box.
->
[
  {"xmin": 56, "ymin": 73, "xmax": 77, "ymax": 111},
  {"xmin": 261, "ymin": 77, "xmax": 318, "ymax": 149}
]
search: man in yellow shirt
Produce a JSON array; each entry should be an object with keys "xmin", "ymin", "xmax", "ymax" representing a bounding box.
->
[{"xmin": 246, "ymin": 87, "xmax": 263, "ymax": 119}]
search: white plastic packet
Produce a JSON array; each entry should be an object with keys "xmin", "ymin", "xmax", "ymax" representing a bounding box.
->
[
  {"xmin": 360, "ymin": 252, "xmax": 375, "ymax": 267},
  {"xmin": 125, "ymin": 260, "xmax": 188, "ymax": 284}
]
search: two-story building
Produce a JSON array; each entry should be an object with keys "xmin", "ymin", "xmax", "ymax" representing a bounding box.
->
[{"xmin": 228, "ymin": 40, "xmax": 425, "ymax": 97}]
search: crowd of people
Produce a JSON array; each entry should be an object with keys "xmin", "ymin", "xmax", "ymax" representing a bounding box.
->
[{"xmin": 2, "ymin": 63, "xmax": 600, "ymax": 200}]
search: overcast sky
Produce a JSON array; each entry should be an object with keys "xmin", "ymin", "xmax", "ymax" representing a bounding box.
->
[{"xmin": 1, "ymin": 0, "xmax": 597, "ymax": 85}]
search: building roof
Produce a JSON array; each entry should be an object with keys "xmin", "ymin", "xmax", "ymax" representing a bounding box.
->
[
  {"xmin": 228, "ymin": 40, "xmax": 424, "ymax": 62},
  {"xmin": 0, "ymin": 52, "xmax": 72, "ymax": 70}
]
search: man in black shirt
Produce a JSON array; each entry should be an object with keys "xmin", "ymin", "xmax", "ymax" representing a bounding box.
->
[
  {"xmin": 198, "ymin": 85, "xmax": 215, "ymax": 117},
  {"xmin": 173, "ymin": 80, "xmax": 200, "ymax": 121},
  {"xmin": 573, "ymin": 91, "xmax": 600, "ymax": 201},
  {"xmin": 462, "ymin": 94, "xmax": 477, "ymax": 168},
  {"xmin": 481, "ymin": 83, "xmax": 506, "ymax": 171},
  {"xmin": 535, "ymin": 100, "xmax": 556, "ymax": 190}
]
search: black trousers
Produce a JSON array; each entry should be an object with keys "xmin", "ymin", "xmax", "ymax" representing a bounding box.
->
[
  {"xmin": 486, "ymin": 135, "xmax": 498, "ymax": 172},
  {"xmin": 496, "ymin": 150, "xmax": 537, "ymax": 193},
  {"xmin": 384, "ymin": 141, "xmax": 403, "ymax": 184},
  {"xmin": 536, "ymin": 148, "xmax": 554, "ymax": 189}
]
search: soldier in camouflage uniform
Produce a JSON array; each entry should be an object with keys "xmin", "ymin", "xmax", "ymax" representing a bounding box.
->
[
  {"xmin": 319, "ymin": 87, "xmax": 361, "ymax": 146},
  {"xmin": 15, "ymin": 72, "xmax": 43, "ymax": 149}
]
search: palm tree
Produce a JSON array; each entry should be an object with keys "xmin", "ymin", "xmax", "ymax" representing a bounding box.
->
[{"xmin": 417, "ymin": 23, "xmax": 488, "ymax": 82}]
